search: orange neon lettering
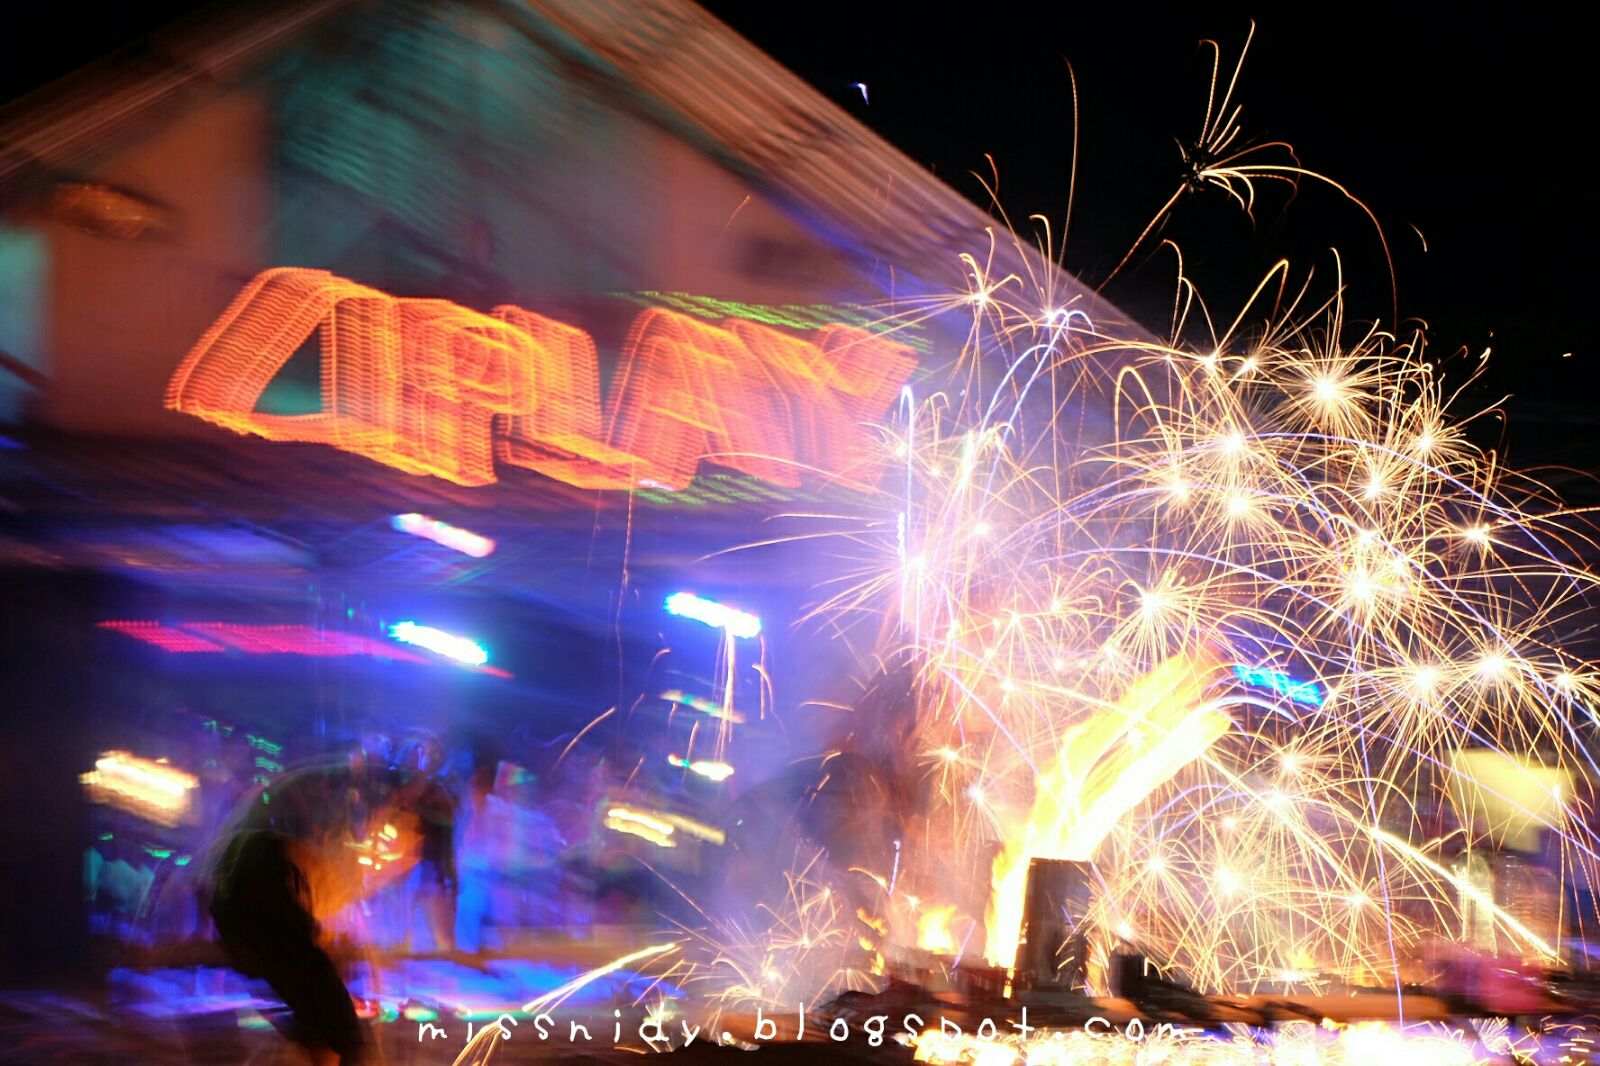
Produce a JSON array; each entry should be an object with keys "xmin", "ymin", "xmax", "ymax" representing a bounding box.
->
[
  {"xmin": 165, "ymin": 268, "xmax": 399, "ymax": 446},
  {"xmin": 166, "ymin": 269, "xmax": 916, "ymax": 492},
  {"xmin": 810, "ymin": 324, "xmax": 920, "ymax": 435},
  {"xmin": 605, "ymin": 308, "xmax": 799, "ymax": 490},
  {"xmin": 388, "ymin": 299, "xmax": 542, "ymax": 486},
  {"xmin": 491, "ymin": 304, "xmax": 644, "ymax": 490},
  {"xmin": 719, "ymin": 318, "xmax": 918, "ymax": 482}
]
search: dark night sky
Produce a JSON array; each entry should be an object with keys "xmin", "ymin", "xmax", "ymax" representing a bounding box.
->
[
  {"xmin": 4, "ymin": 2, "xmax": 1593, "ymax": 468},
  {"xmin": 699, "ymin": 2, "xmax": 1594, "ymax": 466}
]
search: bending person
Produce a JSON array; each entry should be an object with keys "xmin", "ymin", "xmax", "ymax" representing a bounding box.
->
[{"xmin": 203, "ymin": 759, "xmax": 423, "ymax": 1065}]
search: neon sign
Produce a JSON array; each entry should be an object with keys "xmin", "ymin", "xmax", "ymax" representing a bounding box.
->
[
  {"xmin": 387, "ymin": 621, "xmax": 489, "ymax": 667},
  {"xmin": 100, "ymin": 620, "xmax": 514, "ymax": 676},
  {"xmin": 667, "ymin": 754, "xmax": 735, "ymax": 782},
  {"xmin": 102, "ymin": 621, "xmax": 420, "ymax": 662},
  {"xmin": 664, "ymin": 592, "xmax": 761, "ymax": 638},
  {"xmin": 392, "ymin": 513, "xmax": 495, "ymax": 557},
  {"xmin": 1232, "ymin": 664, "xmax": 1325, "ymax": 707},
  {"xmin": 166, "ymin": 268, "xmax": 917, "ymax": 491},
  {"xmin": 613, "ymin": 291, "xmax": 929, "ymax": 349},
  {"xmin": 81, "ymin": 751, "xmax": 199, "ymax": 827}
]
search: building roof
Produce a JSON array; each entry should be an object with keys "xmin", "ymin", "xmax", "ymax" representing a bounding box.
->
[
  {"xmin": 0, "ymin": 0, "xmax": 1146, "ymax": 340},
  {"xmin": 0, "ymin": 0, "xmax": 1152, "ymax": 603}
]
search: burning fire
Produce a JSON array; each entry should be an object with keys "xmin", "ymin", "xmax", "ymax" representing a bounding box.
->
[
  {"xmin": 917, "ymin": 904, "xmax": 959, "ymax": 955},
  {"xmin": 983, "ymin": 651, "xmax": 1228, "ymax": 968}
]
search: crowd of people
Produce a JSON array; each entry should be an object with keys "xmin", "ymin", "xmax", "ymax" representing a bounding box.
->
[
  {"xmin": 84, "ymin": 654, "xmax": 930, "ymax": 1066},
  {"xmin": 79, "ymin": 720, "xmax": 670, "ymax": 1062},
  {"xmin": 239, "ymin": 729, "xmax": 671, "ymax": 955}
]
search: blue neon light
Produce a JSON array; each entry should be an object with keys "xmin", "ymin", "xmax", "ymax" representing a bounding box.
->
[
  {"xmin": 664, "ymin": 592, "xmax": 761, "ymax": 639},
  {"xmin": 390, "ymin": 513, "xmax": 495, "ymax": 557},
  {"xmin": 388, "ymin": 621, "xmax": 489, "ymax": 666},
  {"xmin": 1232, "ymin": 664, "xmax": 1324, "ymax": 707}
]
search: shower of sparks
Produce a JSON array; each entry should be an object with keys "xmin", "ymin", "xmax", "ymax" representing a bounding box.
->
[
  {"xmin": 810, "ymin": 242, "xmax": 1600, "ymax": 995},
  {"xmin": 1099, "ymin": 22, "xmax": 1397, "ymax": 317},
  {"xmin": 667, "ymin": 17, "xmax": 1598, "ymax": 1001},
  {"xmin": 665, "ymin": 850, "xmax": 884, "ymax": 1016},
  {"xmin": 908, "ymin": 1018, "xmax": 1543, "ymax": 1065},
  {"xmin": 638, "ymin": 39, "xmax": 1600, "ymax": 1066}
]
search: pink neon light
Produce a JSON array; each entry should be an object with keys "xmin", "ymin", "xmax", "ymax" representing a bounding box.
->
[
  {"xmin": 99, "ymin": 622, "xmax": 424, "ymax": 661},
  {"xmin": 98, "ymin": 621, "xmax": 514, "ymax": 677},
  {"xmin": 98, "ymin": 621, "xmax": 227, "ymax": 653},
  {"xmin": 187, "ymin": 623, "xmax": 428, "ymax": 660}
]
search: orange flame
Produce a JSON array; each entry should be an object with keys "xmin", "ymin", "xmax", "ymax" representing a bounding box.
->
[
  {"xmin": 983, "ymin": 651, "xmax": 1228, "ymax": 968},
  {"xmin": 916, "ymin": 904, "xmax": 959, "ymax": 954}
]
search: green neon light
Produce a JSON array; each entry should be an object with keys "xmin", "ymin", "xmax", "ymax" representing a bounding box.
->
[
  {"xmin": 246, "ymin": 734, "xmax": 284, "ymax": 756},
  {"xmin": 611, "ymin": 291, "xmax": 932, "ymax": 354}
]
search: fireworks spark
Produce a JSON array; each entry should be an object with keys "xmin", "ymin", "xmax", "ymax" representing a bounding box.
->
[
  {"xmin": 650, "ymin": 34, "xmax": 1599, "ymax": 1066},
  {"xmin": 839, "ymin": 254, "xmax": 1600, "ymax": 993}
]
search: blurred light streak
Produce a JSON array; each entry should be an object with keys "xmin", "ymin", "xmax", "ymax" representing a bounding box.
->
[
  {"xmin": 1232, "ymin": 663, "xmax": 1326, "ymax": 706},
  {"xmin": 80, "ymin": 750, "xmax": 198, "ymax": 826},
  {"xmin": 660, "ymin": 811, "xmax": 726, "ymax": 845},
  {"xmin": 391, "ymin": 513, "xmax": 495, "ymax": 557},
  {"xmin": 614, "ymin": 291, "xmax": 923, "ymax": 347},
  {"xmin": 664, "ymin": 592, "xmax": 761, "ymax": 638},
  {"xmin": 661, "ymin": 689, "xmax": 746, "ymax": 723},
  {"xmin": 98, "ymin": 620, "xmax": 227, "ymax": 653},
  {"xmin": 667, "ymin": 753, "xmax": 735, "ymax": 782},
  {"xmin": 387, "ymin": 621, "xmax": 489, "ymax": 666},
  {"xmin": 605, "ymin": 806, "xmax": 677, "ymax": 848},
  {"xmin": 100, "ymin": 621, "xmax": 429, "ymax": 661}
]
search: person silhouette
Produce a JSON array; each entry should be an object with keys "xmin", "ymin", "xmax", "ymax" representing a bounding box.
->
[{"xmin": 204, "ymin": 760, "xmax": 424, "ymax": 1065}]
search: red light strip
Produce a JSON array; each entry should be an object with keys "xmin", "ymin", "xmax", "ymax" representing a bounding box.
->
[
  {"xmin": 98, "ymin": 621, "xmax": 513, "ymax": 677},
  {"xmin": 166, "ymin": 269, "xmax": 917, "ymax": 491},
  {"xmin": 99, "ymin": 620, "xmax": 227, "ymax": 653},
  {"xmin": 99, "ymin": 621, "xmax": 426, "ymax": 661}
]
